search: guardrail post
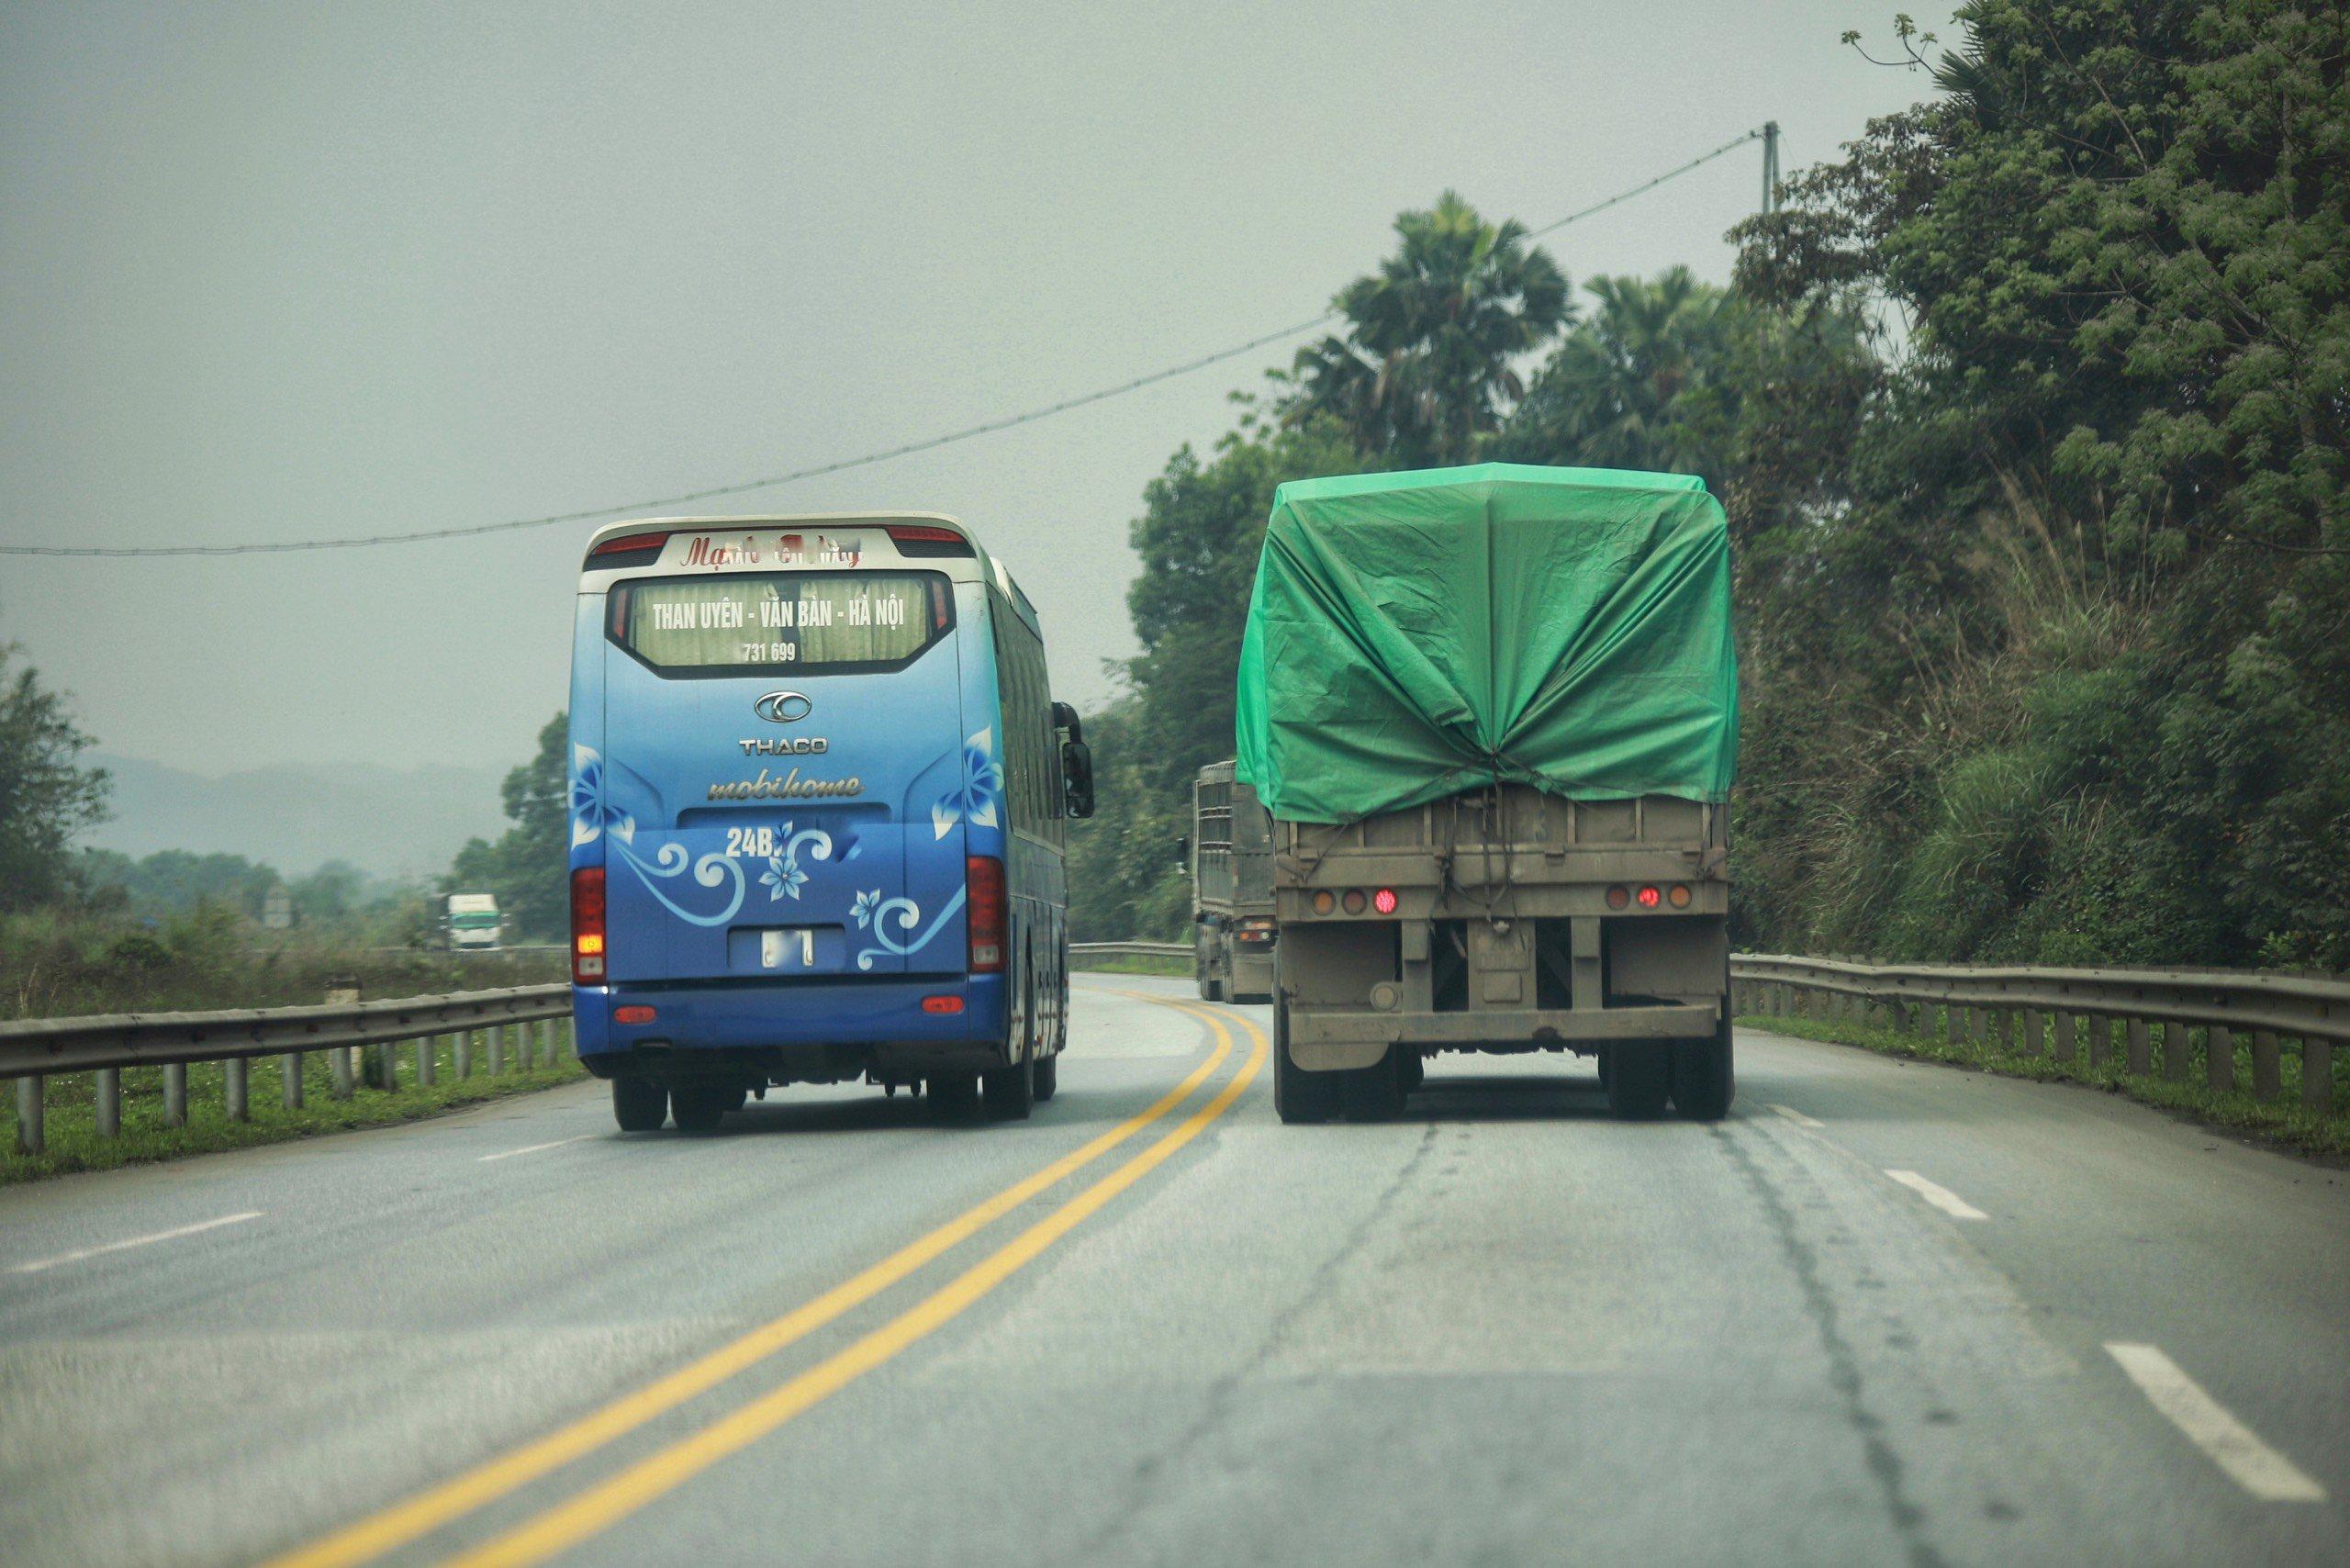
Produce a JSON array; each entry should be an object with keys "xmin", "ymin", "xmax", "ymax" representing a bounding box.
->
[
  {"xmin": 455, "ymin": 1030, "xmax": 472, "ymax": 1079},
  {"xmin": 2020, "ymin": 1009, "xmax": 2043, "ymax": 1057},
  {"xmin": 2304, "ymin": 1037, "xmax": 2333, "ymax": 1111},
  {"xmin": 95, "ymin": 1068, "xmax": 120, "ymax": 1137},
  {"xmin": 163, "ymin": 1063, "xmax": 188, "ymax": 1126},
  {"xmin": 2250, "ymin": 1030, "xmax": 2280, "ymax": 1100},
  {"xmin": 331, "ymin": 1047, "xmax": 354, "ymax": 1101},
  {"xmin": 284, "ymin": 1052, "xmax": 304, "ymax": 1110},
  {"xmin": 2125, "ymin": 1017, "xmax": 2151, "ymax": 1076},
  {"xmin": 2159, "ymin": 1020, "xmax": 2188, "ymax": 1081},
  {"xmin": 1988, "ymin": 1009, "xmax": 2013, "ymax": 1053},
  {"xmin": 418, "ymin": 1035, "xmax": 437, "ymax": 1088},
  {"xmin": 2053, "ymin": 1013, "xmax": 2077, "ymax": 1064},
  {"xmin": 490, "ymin": 1025, "xmax": 506, "ymax": 1077},
  {"xmin": 16, "ymin": 1076, "xmax": 45, "ymax": 1154},
  {"xmin": 227, "ymin": 1058, "xmax": 249, "ymax": 1121},
  {"xmin": 2087, "ymin": 1014, "xmax": 2109, "ymax": 1069},
  {"xmin": 2206, "ymin": 1024, "xmax": 2234, "ymax": 1093}
]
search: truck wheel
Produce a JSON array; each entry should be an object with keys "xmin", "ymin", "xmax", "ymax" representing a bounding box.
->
[
  {"xmin": 927, "ymin": 1074, "xmax": 979, "ymax": 1118},
  {"xmin": 1033, "ymin": 1050, "xmax": 1058, "ymax": 1103},
  {"xmin": 1271, "ymin": 998, "xmax": 1337, "ymax": 1125},
  {"xmin": 1605, "ymin": 1047, "xmax": 1672, "ymax": 1121},
  {"xmin": 1341, "ymin": 1047, "xmax": 1406, "ymax": 1122},
  {"xmin": 1400, "ymin": 1051, "xmax": 1425, "ymax": 1093},
  {"xmin": 1673, "ymin": 1010, "xmax": 1736, "ymax": 1121},
  {"xmin": 984, "ymin": 1052, "xmax": 1035, "ymax": 1120},
  {"xmin": 670, "ymin": 1084, "xmax": 734, "ymax": 1133},
  {"xmin": 1196, "ymin": 964, "xmax": 1214, "ymax": 1001},
  {"xmin": 612, "ymin": 1076, "xmax": 667, "ymax": 1133}
]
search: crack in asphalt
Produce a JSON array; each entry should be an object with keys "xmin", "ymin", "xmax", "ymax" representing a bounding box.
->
[
  {"xmin": 1060, "ymin": 1121, "xmax": 1443, "ymax": 1565},
  {"xmin": 1715, "ymin": 1124, "xmax": 1948, "ymax": 1568}
]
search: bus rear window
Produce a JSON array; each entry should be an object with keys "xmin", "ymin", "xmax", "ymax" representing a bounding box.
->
[{"xmin": 610, "ymin": 572, "xmax": 951, "ymax": 673}]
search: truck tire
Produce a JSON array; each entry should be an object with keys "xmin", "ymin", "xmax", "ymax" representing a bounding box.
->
[
  {"xmin": 612, "ymin": 1076, "xmax": 667, "ymax": 1133},
  {"xmin": 984, "ymin": 1052, "xmax": 1035, "ymax": 1120},
  {"xmin": 1604, "ymin": 1047, "xmax": 1672, "ymax": 1120},
  {"xmin": 1033, "ymin": 1050, "xmax": 1058, "ymax": 1103},
  {"xmin": 1673, "ymin": 998, "xmax": 1736, "ymax": 1121},
  {"xmin": 1341, "ymin": 1047, "xmax": 1406, "ymax": 1123},
  {"xmin": 670, "ymin": 1084, "xmax": 734, "ymax": 1133},
  {"xmin": 1271, "ymin": 997, "xmax": 1338, "ymax": 1125}
]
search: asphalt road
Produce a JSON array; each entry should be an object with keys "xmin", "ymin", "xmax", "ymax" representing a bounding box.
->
[{"xmin": 3, "ymin": 975, "xmax": 2345, "ymax": 1567}]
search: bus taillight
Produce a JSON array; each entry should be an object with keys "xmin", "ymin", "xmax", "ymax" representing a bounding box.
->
[
  {"xmin": 571, "ymin": 867, "xmax": 607, "ymax": 984},
  {"xmin": 967, "ymin": 855, "xmax": 1006, "ymax": 974}
]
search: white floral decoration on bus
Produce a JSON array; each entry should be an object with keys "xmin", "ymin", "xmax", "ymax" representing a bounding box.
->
[
  {"xmin": 758, "ymin": 823, "xmax": 838, "ymax": 902},
  {"xmin": 932, "ymin": 728, "xmax": 1003, "ymax": 840},
  {"xmin": 851, "ymin": 885, "xmax": 968, "ymax": 970},
  {"xmin": 569, "ymin": 745, "xmax": 634, "ymax": 847}
]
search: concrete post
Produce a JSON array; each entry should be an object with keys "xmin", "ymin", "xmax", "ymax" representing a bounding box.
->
[
  {"xmin": 2206, "ymin": 1024, "xmax": 2234, "ymax": 1093},
  {"xmin": 95, "ymin": 1068, "xmax": 121, "ymax": 1137},
  {"xmin": 331, "ymin": 1047, "xmax": 354, "ymax": 1101},
  {"xmin": 1946, "ymin": 1002, "xmax": 1964, "ymax": 1047},
  {"xmin": 284, "ymin": 1052, "xmax": 304, "ymax": 1110},
  {"xmin": 455, "ymin": 1030, "xmax": 472, "ymax": 1079},
  {"xmin": 2053, "ymin": 1013, "xmax": 2077, "ymax": 1064},
  {"xmin": 226, "ymin": 1058, "xmax": 249, "ymax": 1122},
  {"xmin": 163, "ymin": 1063, "xmax": 188, "ymax": 1126},
  {"xmin": 2087, "ymin": 1015, "xmax": 2109, "ymax": 1069},
  {"xmin": 2250, "ymin": 1030, "xmax": 2281, "ymax": 1100},
  {"xmin": 2304, "ymin": 1038, "xmax": 2333, "ymax": 1110},
  {"xmin": 2020, "ymin": 1010, "xmax": 2043, "ymax": 1056},
  {"xmin": 16, "ymin": 1075, "xmax": 45, "ymax": 1154},
  {"xmin": 419, "ymin": 1035, "xmax": 437, "ymax": 1087},
  {"xmin": 2126, "ymin": 1017, "xmax": 2151, "ymax": 1076}
]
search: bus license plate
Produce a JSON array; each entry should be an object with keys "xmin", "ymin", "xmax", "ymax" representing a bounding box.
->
[{"xmin": 760, "ymin": 928, "xmax": 818, "ymax": 970}]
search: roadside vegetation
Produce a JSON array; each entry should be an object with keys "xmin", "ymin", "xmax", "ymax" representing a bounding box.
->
[
  {"xmin": 1069, "ymin": 953, "xmax": 1191, "ymax": 980},
  {"xmin": 1073, "ymin": 1, "xmax": 2348, "ymax": 981},
  {"xmin": 1740, "ymin": 1003, "xmax": 2350, "ymax": 1159}
]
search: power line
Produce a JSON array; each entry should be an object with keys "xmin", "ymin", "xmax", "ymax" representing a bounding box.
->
[{"xmin": 4, "ymin": 128, "xmax": 1767, "ymax": 560}]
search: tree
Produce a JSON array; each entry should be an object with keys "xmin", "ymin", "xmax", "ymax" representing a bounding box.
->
[
  {"xmin": 1500, "ymin": 267, "xmax": 1738, "ymax": 476},
  {"xmin": 0, "ymin": 644, "xmax": 110, "ymax": 913},
  {"xmin": 1285, "ymin": 192, "xmax": 1571, "ymax": 465},
  {"xmin": 445, "ymin": 712, "xmax": 570, "ymax": 940}
]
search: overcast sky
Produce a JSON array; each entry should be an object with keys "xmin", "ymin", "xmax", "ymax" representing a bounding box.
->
[{"xmin": 2, "ymin": 1, "xmax": 1942, "ymax": 778}]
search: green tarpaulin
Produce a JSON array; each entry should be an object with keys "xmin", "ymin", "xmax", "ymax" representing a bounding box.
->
[{"xmin": 1235, "ymin": 463, "xmax": 1737, "ymax": 823}]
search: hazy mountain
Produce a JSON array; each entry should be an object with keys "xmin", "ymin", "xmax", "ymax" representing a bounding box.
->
[{"xmin": 82, "ymin": 753, "xmax": 509, "ymax": 879}]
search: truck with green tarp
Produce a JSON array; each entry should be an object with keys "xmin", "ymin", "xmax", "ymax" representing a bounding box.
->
[{"xmin": 1236, "ymin": 463, "xmax": 1738, "ymax": 1124}]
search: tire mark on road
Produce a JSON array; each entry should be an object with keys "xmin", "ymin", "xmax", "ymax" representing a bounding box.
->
[{"xmin": 1716, "ymin": 1126, "xmax": 1948, "ymax": 1568}]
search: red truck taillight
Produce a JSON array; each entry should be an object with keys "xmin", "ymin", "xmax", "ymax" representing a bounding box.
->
[
  {"xmin": 571, "ymin": 867, "xmax": 607, "ymax": 983},
  {"xmin": 967, "ymin": 855, "xmax": 1005, "ymax": 974}
]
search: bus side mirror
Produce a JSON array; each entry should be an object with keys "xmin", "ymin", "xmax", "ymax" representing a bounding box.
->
[
  {"xmin": 1051, "ymin": 700, "xmax": 1084, "ymax": 745},
  {"xmin": 1175, "ymin": 833, "xmax": 1190, "ymax": 869},
  {"xmin": 1061, "ymin": 739, "xmax": 1096, "ymax": 820}
]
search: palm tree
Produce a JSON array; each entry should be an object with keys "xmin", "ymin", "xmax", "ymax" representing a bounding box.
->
[
  {"xmin": 1500, "ymin": 267, "xmax": 1735, "ymax": 476},
  {"xmin": 1285, "ymin": 193, "xmax": 1571, "ymax": 466}
]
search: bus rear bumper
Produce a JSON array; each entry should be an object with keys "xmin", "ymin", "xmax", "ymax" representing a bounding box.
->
[{"xmin": 572, "ymin": 976, "xmax": 1006, "ymax": 1083}]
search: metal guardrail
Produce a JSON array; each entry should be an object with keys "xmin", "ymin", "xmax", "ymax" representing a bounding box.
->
[
  {"xmin": 1730, "ymin": 954, "xmax": 2344, "ymax": 1109},
  {"xmin": 3, "ymin": 986, "xmax": 573, "ymax": 1157},
  {"xmin": 1069, "ymin": 941, "xmax": 1191, "ymax": 960}
]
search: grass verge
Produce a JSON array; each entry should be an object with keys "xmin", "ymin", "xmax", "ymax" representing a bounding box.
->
[
  {"xmin": 1740, "ymin": 1011, "xmax": 2350, "ymax": 1159},
  {"xmin": 3, "ymin": 1036, "xmax": 588, "ymax": 1187},
  {"xmin": 1072, "ymin": 954, "xmax": 1192, "ymax": 979}
]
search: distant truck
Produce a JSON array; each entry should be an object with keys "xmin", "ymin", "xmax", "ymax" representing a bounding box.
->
[
  {"xmin": 1188, "ymin": 759, "xmax": 1276, "ymax": 1002},
  {"xmin": 1236, "ymin": 464, "xmax": 1738, "ymax": 1126},
  {"xmin": 443, "ymin": 892, "xmax": 504, "ymax": 951}
]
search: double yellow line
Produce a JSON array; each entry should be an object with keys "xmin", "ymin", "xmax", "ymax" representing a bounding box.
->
[{"xmin": 265, "ymin": 991, "xmax": 1265, "ymax": 1568}]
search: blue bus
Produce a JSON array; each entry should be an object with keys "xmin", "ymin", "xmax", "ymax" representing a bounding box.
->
[{"xmin": 566, "ymin": 513, "xmax": 1095, "ymax": 1132}]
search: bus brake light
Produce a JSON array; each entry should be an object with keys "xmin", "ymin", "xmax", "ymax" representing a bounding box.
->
[
  {"xmin": 967, "ymin": 856, "xmax": 1006, "ymax": 974},
  {"xmin": 571, "ymin": 867, "xmax": 607, "ymax": 983}
]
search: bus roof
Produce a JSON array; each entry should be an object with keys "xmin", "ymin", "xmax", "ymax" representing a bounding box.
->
[{"xmin": 577, "ymin": 511, "xmax": 1040, "ymax": 635}]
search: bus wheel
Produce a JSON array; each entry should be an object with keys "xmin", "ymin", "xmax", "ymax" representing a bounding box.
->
[
  {"xmin": 1605, "ymin": 1047, "xmax": 1672, "ymax": 1120},
  {"xmin": 670, "ymin": 1084, "xmax": 734, "ymax": 1133},
  {"xmin": 927, "ymin": 1074, "xmax": 979, "ymax": 1118},
  {"xmin": 1271, "ymin": 999, "xmax": 1337, "ymax": 1125},
  {"xmin": 612, "ymin": 1076, "xmax": 667, "ymax": 1133},
  {"xmin": 1033, "ymin": 1051, "xmax": 1058, "ymax": 1103},
  {"xmin": 983, "ymin": 1052, "xmax": 1035, "ymax": 1120}
]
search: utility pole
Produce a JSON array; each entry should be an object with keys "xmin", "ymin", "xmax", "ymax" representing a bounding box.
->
[{"xmin": 1761, "ymin": 121, "xmax": 1782, "ymax": 216}]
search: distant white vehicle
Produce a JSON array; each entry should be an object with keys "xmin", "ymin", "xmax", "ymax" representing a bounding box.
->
[{"xmin": 443, "ymin": 892, "xmax": 503, "ymax": 951}]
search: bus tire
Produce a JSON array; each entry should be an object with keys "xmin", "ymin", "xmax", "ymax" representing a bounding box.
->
[
  {"xmin": 1605, "ymin": 1046, "xmax": 1672, "ymax": 1120},
  {"xmin": 1033, "ymin": 1050, "xmax": 1058, "ymax": 1103},
  {"xmin": 612, "ymin": 1076, "xmax": 667, "ymax": 1133},
  {"xmin": 1271, "ymin": 998, "xmax": 1337, "ymax": 1125},
  {"xmin": 983, "ymin": 1052, "xmax": 1035, "ymax": 1120},
  {"xmin": 670, "ymin": 1084, "xmax": 733, "ymax": 1133}
]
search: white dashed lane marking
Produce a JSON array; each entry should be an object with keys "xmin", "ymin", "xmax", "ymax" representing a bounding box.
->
[
  {"xmin": 1767, "ymin": 1103, "xmax": 1824, "ymax": 1129},
  {"xmin": 1884, "ymin": 1170, "xmax": 1987, "ymax": 1220},
  {"xmin": 479, "ymin": 1136, "xmax": 594, "ymax": 1163},
  {"xmin": 2107, "ymin": 1342, "xmax": 2326, "ymax": 1503},
  {"xmin": 10, "ymin": 1210, "xmax": 265, "ymax": 1274}
]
